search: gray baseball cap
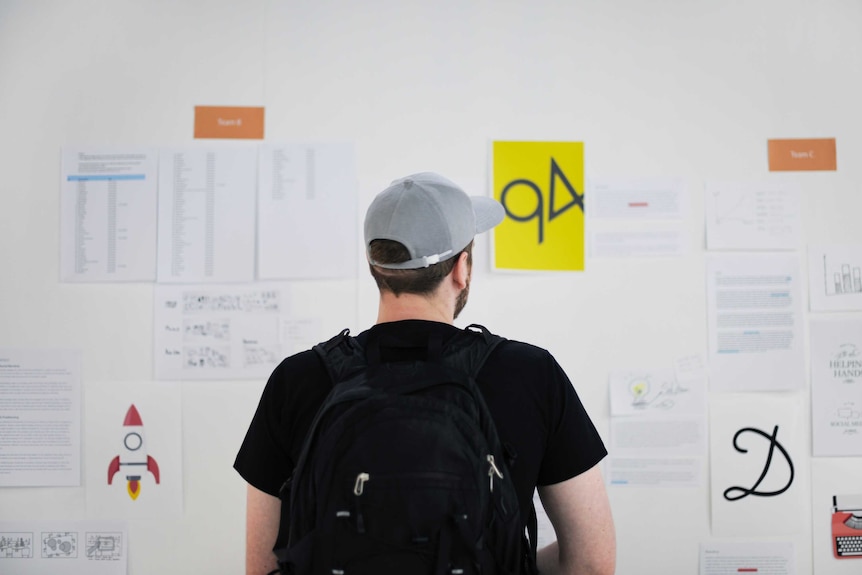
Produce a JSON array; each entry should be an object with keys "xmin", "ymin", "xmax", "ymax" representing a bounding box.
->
[{"xmin": 364, "ymin": 172, "xmax": 504, "ymax": 270}]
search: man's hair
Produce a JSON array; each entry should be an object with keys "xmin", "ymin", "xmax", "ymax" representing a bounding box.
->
[{"xmin": 368, "ymin": 239, "xmax": 473, "ymax": 297}]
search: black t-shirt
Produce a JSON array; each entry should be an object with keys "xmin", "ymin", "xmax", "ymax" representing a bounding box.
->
[{"xmin": 234, "ymin": 320, "xmax": 607, "ymax": 546}]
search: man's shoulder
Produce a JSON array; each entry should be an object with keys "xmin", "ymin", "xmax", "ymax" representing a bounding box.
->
[
  {"xmin": 487, "ymin": 333, "xmax": 556, "ymax": 366},
  {"xmin": 268, "ymin": 347, "xmax": 328, "ymax": 385}
]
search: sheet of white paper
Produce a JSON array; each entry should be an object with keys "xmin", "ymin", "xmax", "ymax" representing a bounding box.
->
[
  {"xmin": 710, "ymin": 395, "xmax": 804, "ymax": 537},
  {"xmin": 258, "ymin": 143, "xmax": 358, "ymax": 279},
  {"xmin": 808, "ymin": 245, "xmax": 862, "ymax": 312},
  {"xmin": 0, "ymin": 349, "xmax": 81, "ymax": 486},
  {"xmin": 0, "ymin": 520, "xmax": 128, "ymax": 573},
  {"xmin": 610, "ymin": 418, "xmax": 705, "ymax": 458},
  {"xmin": 706, "ymin": 254, "xmax": 805, "ymax": 392},
  {"xmin": 60, "ymin": 148, "xmax": 158, "ymax": 282},
  {"xmin": 705, "ymin": 180, "xmax": 801, "ymax": 250},
  {"xmin": 588, "ymin": 177, "xmax": 687, "ymax": 220},
  {"xmin": 85, "ymin": 382, "xmax": 182, "ymax": 519},
  {"xmin": 281, "ymin": 318, "xmax": 323, "ymax": 358},
  {"xmin": 588, "ymin": 229, "xmax": 687, "ymax": 258},
  {"xmin": 156, "ymin": 146, "xmax": 257, "ymax": 283},
  {"xmin": 810, "ymin": 318, "xmax": 862, "ymax": 456},
  {"xmin": 699, "ymin": 541, "xmax": 795, "ymax": 575},
  {"xmin": 154, "ymin": 283, "xmax": 287, "ymax": 380},
  {"xmin": 608, "ymin": 369, "xmax": 706, "ymax": 487},
  {"xmin": 674, "ymin": 353, "xmax": 708, "ymax": 383}
]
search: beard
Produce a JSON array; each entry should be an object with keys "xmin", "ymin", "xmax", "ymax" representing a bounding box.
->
[{"xmin": 453, "ymin": 276, "xmax": 471, "ymax": 320}]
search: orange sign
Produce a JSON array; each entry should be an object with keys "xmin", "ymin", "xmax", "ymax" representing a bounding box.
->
[
  {"xmin": 194, "ymin": 106, "xmax": 265, "ymax": 139},
  {"xmin": 768, "ymin": 138, "xmax": 836, "ymax": 171}
]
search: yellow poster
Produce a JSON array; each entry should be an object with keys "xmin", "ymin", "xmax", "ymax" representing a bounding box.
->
[{"xmin": 492, "ymin": 141, "xmax": 585, "ymax": 271}]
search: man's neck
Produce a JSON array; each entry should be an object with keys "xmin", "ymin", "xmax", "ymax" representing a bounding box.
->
[{"xmin": 376, "ymin": 292, "xmax": 454, "ymax": 325}]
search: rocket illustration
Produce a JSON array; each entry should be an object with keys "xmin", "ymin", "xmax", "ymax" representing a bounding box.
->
[{"xmin": 107, "ymin": 404, "xmax": 160, "ymax": 500}]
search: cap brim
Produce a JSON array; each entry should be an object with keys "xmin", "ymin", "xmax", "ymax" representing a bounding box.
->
[{"xmin": 471, "ymin": 196, "xmax": 505, "ymax": 234}]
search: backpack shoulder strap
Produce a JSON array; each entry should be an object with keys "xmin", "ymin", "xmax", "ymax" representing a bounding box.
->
[
  {"xmin": 314, "ymin": 324, "xmax": 505, "ymax": 384},
  {"xmin": 312, "ymin": 328, "xmax": 366, "ymax": 384},
  {"xmin": 441, "ymin": 323, "xmax": 506, "ymax": 377}
]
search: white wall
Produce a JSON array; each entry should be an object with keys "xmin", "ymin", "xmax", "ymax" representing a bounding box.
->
[{"xmin": 1, "ymin": 1, "xmax": 860, "ymax": 573}]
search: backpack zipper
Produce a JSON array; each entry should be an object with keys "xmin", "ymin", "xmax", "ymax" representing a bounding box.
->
[
  {"xmin": 487, "ymin": 455, "xmax": 504, "ymax": 492},
  {"xmin": 353, "ymin": 472, "xmax": 370, "ymax": 534},
  {"xmin": 353, "ymin": 472, "xmax": 370, "ymax": 496}
]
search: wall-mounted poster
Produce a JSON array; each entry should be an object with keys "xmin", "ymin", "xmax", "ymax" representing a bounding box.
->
[
  {"xmin": 85, "ymin": 382, "xmax": 182, "ymax": 520},
  {"xmin": 710, "ymin": 394, "xmax": 806, "ymax": 537},
  {"xmin": 808, "ymin": 245, "xmax": 862, "ymax": 312},
  {"xmin": 491, "ymin": 141, "xmax": 585, "ymax": 271},
  {"xmin": 810, "ymin": 318, "xmax": 862, "ymax": 456}
]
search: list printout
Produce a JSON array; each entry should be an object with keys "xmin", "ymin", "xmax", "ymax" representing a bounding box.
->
[
  {"xmin": 706, "ymin": 254, "xmax": 805, "ymax": 392},
  {"xmin": 157, "ymin": 147, "xmax": 257, "ymax": 283},
  {"xmin": 0, "ymin": 349, "xmax": 81, "ymax": 486},
  {"xmin": 810, "ymin": 318, "xmax": 862, "ymax": 456},
  {"xmin": 705, "ymin": 180, "xmax": 801, "ymax": 251},
  {"xmin": 258, "ymin": 142, "xmax": 357, "ymax": 279},
  {"xmin": 154, "ymin": 283, "xmax": 286, "ymax": 380},
  {"xmin": 0, "ymin": 520, "xmax": 128, "ymax": 574},
  {"xmin": 60, "ymin": 148, "xmax": 158, "ymax": 282}
]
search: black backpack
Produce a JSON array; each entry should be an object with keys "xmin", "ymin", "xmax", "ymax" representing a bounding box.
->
[{"xmin": 273, "ymin": 324, "xmax": 538, "ymax": 575}]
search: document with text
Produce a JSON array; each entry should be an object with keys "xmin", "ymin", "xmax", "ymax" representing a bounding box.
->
[
  {"xmin": 157, "ymin": 146, "xmax": 257, "ymax": 283},
  {"xmin": 706, "ymin": 254, "xmax": 805, "ymax": 392},
  {"xmin": 700, "ymin": 541, "xmax": 794, "ymax": 575},
  {"xmin": 607, "ymin": 368, "xmax": 706, "ymax": 487},
  {"xmin": 60, "ymin": 148, "xmax": 158, "ymax": 282},
  {"xmin": 258, "ymin": 142, "xmax": 358, "ymax": 279},
  {"xmin": 588, "ymin": 177, "xmax": 687, "ymax": 220},
  {"xmin": 0, "ymin": 349, "xmax": 81, "ymax": 486}
]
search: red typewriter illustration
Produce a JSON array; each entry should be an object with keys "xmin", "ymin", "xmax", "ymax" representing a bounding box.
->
[{"xmin": 832, "ymin": 494, "xmax": 862, "ymax": 559}]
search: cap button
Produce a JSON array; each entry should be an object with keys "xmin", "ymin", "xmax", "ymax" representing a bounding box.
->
[{"xmin": 403, "ymin": 179, "xmax": 413, "ymax": 189}]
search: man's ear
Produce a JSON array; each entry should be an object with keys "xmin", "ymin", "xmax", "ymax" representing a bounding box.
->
[{"xmin": 451, "ymin": 251, "xmax": 470, "ymax": 290}]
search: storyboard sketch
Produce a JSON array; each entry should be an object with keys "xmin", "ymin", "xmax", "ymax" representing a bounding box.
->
[
  {"xmin": 0, "ymin": 521, "xmax": 128, "ymax": 575},
  {"xmin": 154, "ymin": 283, "xmax": 290, "ymax": 380},
  {"xmin": 808, "ymin": 245, "xmax": 862, "ymax": 312},
  {"xmin": 60, "ymin": 148, "xmax": 158, "ymax": 282}
]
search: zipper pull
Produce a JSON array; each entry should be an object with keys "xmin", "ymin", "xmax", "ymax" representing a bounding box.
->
[
  {"xmin": 353, "ymin": 472, "xmax": 370, "ymax": 534},
  {"xmin": 487, "ymin": 455, "xmax": 504, "ymax": 492},
  {"xmin": 353, "ymin": 472, "xmax": 370, "ymax": 496}
]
